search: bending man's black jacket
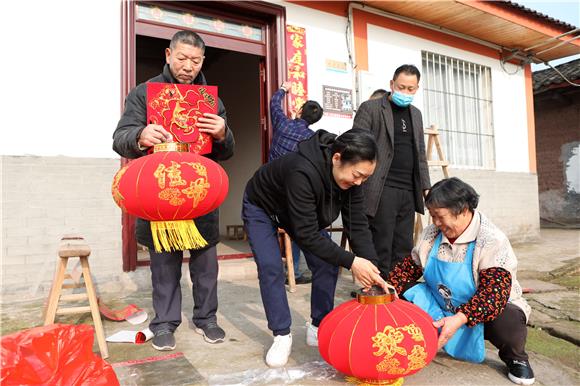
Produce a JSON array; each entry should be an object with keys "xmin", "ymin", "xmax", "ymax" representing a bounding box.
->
[
  {"xmin": 112, "ymin": 64, "xmax": 235, "ymax": 248},
  {"xmin": 245, "ymin": 130, "xmax": 377, "ymax": 269}
]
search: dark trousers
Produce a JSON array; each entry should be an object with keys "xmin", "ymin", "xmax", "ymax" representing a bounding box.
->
[
  {"xmin": 484, "ymin": 303, "xmax": 529, "ymax": 362},
  {"xmin": 368, "ymin": 185, "xmax": 415, "ymax": 277},
  {"xmin": 241, "ymin": 194, "xmax": 339, "ymax": 336},
  {"xmin": 149, "ymin": 246, "xmax": 219, "ymax": 334}
]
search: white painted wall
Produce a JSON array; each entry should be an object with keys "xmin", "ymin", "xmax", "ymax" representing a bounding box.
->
[
  {"xmin": 284, "ymin": 3, "xmax": 355, "ymax": 135},
  {"xmin": 0, "ymin": 0, "xmax": 532, "ymax": 174},
  {"xmin": 0, "ymin": 1, "xmax": 540, "ymax": 298},
  {"xmin": 1, "ymin": 0, "xmax": 121, "ymax": 159},
  {"xmin": 280, "ymin": 3, "xmax": 531, "ymax": 173},
  {"xmin": 366, "ymin": 24, "xmax": 530, "ymax": 173}
]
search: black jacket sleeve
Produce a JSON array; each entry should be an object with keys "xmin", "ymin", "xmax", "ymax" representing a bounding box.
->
[
  {"xmin": 208, "ymin": 97, "xmax": 234, "ymax": 161},
  {"xmin": 341, "ymin": 187, "xmax": 378, "ymax": 263},
  {"xmin": 112, "ymin": 84, "xmax": 149, "ymax": 159},
  {"xmin": 412, "ymin": 108, "xmax": 431, "ymax": 190},
  {"xmin": 286, "ymin": 172, "xmax": 355, "ymax": 269},
  {"xmin": 352, "ymin": 100, "xmax": 374, "ymax": 134}
]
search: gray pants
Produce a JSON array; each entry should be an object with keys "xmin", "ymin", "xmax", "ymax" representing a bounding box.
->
[{"xmin": 149, "ymin": 246, "xmax": 219, "ymax": 334}]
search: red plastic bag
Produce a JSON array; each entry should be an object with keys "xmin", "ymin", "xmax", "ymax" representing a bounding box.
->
[{"xmin": 1, "ymin": 324, "xmax": 119, "ymax": 386}]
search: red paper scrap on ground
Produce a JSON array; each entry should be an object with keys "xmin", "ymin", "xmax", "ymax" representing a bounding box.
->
[{"xmin": 98, "ymin": 299, "xmax": 142, "ymax": 321}]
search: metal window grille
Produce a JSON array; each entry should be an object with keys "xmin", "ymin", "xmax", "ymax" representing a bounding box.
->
[{"xmin": 421, "ymin": 51, "xmax": 495, "ymax": 169}]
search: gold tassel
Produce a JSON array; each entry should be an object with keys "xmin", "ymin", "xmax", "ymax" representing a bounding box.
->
[{"xmin": 150, "ymin": 220, "xmax": 208, "ymax": 252}]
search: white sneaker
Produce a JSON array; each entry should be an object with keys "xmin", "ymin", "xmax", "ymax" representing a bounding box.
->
[
  {"xmin": 266, "ymin": 333, "xmax": 292, "ymax": 367},
  {"xmin": 306, "ymin": 323, "xmax": 318, "ymax": 347}
]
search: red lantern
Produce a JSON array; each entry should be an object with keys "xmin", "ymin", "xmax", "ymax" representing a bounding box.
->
[
  {"xmin": 318, "ymin": 288, "xmax": 438, "ymax": 386},
  {"xmin": 112, "ymin": 142, "xmax": 229, "ymax": 252}
]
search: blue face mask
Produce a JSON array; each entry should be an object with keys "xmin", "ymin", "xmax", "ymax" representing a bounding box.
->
[{"xmin": 391, "ymin": 91, "xmax": 414, "ymax": 107}]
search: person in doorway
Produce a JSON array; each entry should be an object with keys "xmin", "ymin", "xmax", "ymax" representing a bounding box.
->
[
  {"xmin": 387, "ymin": 177, "xmax": 535, "ymax": 385},
  {"xmin": 352, "ymin": 64, "xmax": 431, "ymax": 278},
  {"xmin": 269, "ymin": 80, "xmax": 324, "ymax": 285},
  {"xmin": 242, "ymin": 128, "xmax": 388, "ymax": 368},
  {"xmin": 112, "ymin": 30, "xmax": 235, "ymax": 351}
]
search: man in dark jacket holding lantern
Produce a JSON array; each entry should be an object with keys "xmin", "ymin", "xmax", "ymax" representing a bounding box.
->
[{"xmin": 113, "ymin": 30, "xmax": 234, "ymax": 351}]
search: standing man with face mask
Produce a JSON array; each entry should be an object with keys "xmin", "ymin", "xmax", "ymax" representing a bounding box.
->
[
  {"xmin": 113, "ymin": 30, "xmax": 234, "ymax": 351},
  {"xmin": 352, "ymin": 64, "xmax": 430, "ymax": 279}
]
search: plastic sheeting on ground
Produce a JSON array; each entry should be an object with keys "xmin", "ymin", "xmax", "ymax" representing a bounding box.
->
[{"xmin": 1, "ymin": 324, "xmax": 119, "ymax": 386}]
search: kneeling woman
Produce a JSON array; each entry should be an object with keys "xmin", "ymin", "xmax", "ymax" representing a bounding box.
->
[
  {"xmin": 242, "ymin": 129, "xmax": 386, "ymax": 368},
  {"xmin": 388, "ymin": 177, "xmax": 534, "ymax": 385}
]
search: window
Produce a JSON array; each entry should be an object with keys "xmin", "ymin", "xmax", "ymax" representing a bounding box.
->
[{"xmin": 421, "ymin": 51, "xmax": 495, "ymax": 169}]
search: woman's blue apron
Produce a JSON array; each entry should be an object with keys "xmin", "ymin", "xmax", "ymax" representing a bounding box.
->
[{"xmin": 403, "ymin": 233, "xmax": 485, "ymax": 363}]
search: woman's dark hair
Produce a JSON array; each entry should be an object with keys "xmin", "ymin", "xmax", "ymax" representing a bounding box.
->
[
  {"xmin": 425, "ymin": 177, "xmax": 480, "ymax": 215},
  {"xmin": 330, "ymin": 128, "xmax": 377, "ymax": 165}
]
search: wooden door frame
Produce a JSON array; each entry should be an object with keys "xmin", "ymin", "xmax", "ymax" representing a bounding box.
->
[{"xmin": 120, "ymin": 0, "xmax": 285, "ymax": 271}]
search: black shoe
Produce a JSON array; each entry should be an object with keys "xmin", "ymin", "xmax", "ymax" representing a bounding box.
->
[
  {"xmin": 296, "ymin": 275, "xmax": 312, "ymax": 285},
  {"xmin": 152, "ymin": 330, "xmax": 176, "ymax": 351},
  {"xmin": 506, "ymin": 359, "xmax": 535, "ymax": 385},
  {"xmin": 285, "ymin": 275, "xmax": 312, "ymax": 285},
  {"xmin": 195, "ymin": 321, "xmax": 225, "ymax": 344}
]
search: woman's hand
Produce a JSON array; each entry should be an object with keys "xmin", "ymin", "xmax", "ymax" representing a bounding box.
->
[
  {"xmin": 433, "ymin": 312, "xmax": 468, "ymax": 349},
  {"xmin": 351, "ymin": 257, "xmax": 390, "ymax": 291}
]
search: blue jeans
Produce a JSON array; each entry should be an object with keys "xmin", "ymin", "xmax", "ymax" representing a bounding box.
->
[
  {"xmin": 242, "ymin": 193, "xmax": 339, "ymax": 335},
  {"xmin": 291, "ymin": 241, "xmax": 303, "ymax": 279}
]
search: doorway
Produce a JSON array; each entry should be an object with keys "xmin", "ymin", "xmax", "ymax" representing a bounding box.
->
[
  {"xmin": 121, "ymin": 1, "xmax": 285, "ymax": 270},
  {"xmin": 134, "ymin": 35, "xmax": 262, "ymax": 261}
]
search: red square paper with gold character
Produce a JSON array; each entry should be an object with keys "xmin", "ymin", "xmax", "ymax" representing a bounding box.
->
[{"xmin": 147, "ymin": 83, "xmax": 218, "ymax": 155}]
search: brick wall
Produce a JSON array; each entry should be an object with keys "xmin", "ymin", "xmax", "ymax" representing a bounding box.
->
[
  {"xmin": 535, "ymin": 92, "xmax": 580, "ymax": 193},
  {"xmin": 1, "ymin": 156, "xmax": 124, "ymax": 301},
  {"xmin": 534, "ymin": 90, "xmax": 580, "ymax": 224},
  {"xmin": 0, "ymin": 156, "xmax": 542, "ymax": 300}
]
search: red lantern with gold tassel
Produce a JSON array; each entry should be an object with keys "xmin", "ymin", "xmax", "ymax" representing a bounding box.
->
[
  {"xmin": 318, "ymin": 287, "xmax": 438, "ymax": 386},
  {"xmin": 111, "ymin": 142, "xmax": 228, "ymax": 252}
]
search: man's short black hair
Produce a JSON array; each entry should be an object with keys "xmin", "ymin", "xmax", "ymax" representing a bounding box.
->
[
  {"xmin": 170, "ymin": 30, "xmax": 206, "ymax": 52},
  {"xmin": 393, "ymin": 64, "xmax": 421, "ymax": 82},
  {"xmin": 369, "ymin": 89, "xmax": 387, "ymax": 100},
  {"xmin": 300, "ymin": 101, "xmax": 323, "ymax": 125}
]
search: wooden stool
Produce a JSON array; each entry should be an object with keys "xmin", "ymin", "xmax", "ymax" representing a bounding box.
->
[
  {"xmin": 277, "ymin": 228, "xmax": 296, "ymax": 293},
  {"xmin": 44, "ymin": 235, "xmax": 109, "ymax": 359},
  {"xmin": 226, "ymin": 225, "xmax": 246, "ymax": 240}
]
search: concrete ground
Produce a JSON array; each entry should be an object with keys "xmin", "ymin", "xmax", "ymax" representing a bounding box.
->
[{"xmin": 1, "ymin": 228, "xmax": 578, "ymax": 385}]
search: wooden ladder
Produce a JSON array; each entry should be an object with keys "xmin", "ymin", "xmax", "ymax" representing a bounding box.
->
[{"xmin": 414, "ymin": 124, "xmax": 450, "ymax": 243}]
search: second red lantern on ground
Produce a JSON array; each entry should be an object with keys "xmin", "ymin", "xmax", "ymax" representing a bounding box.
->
[{"xmin": 318, "ymin": 288, "xmax": 438, "ymax": 385}]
